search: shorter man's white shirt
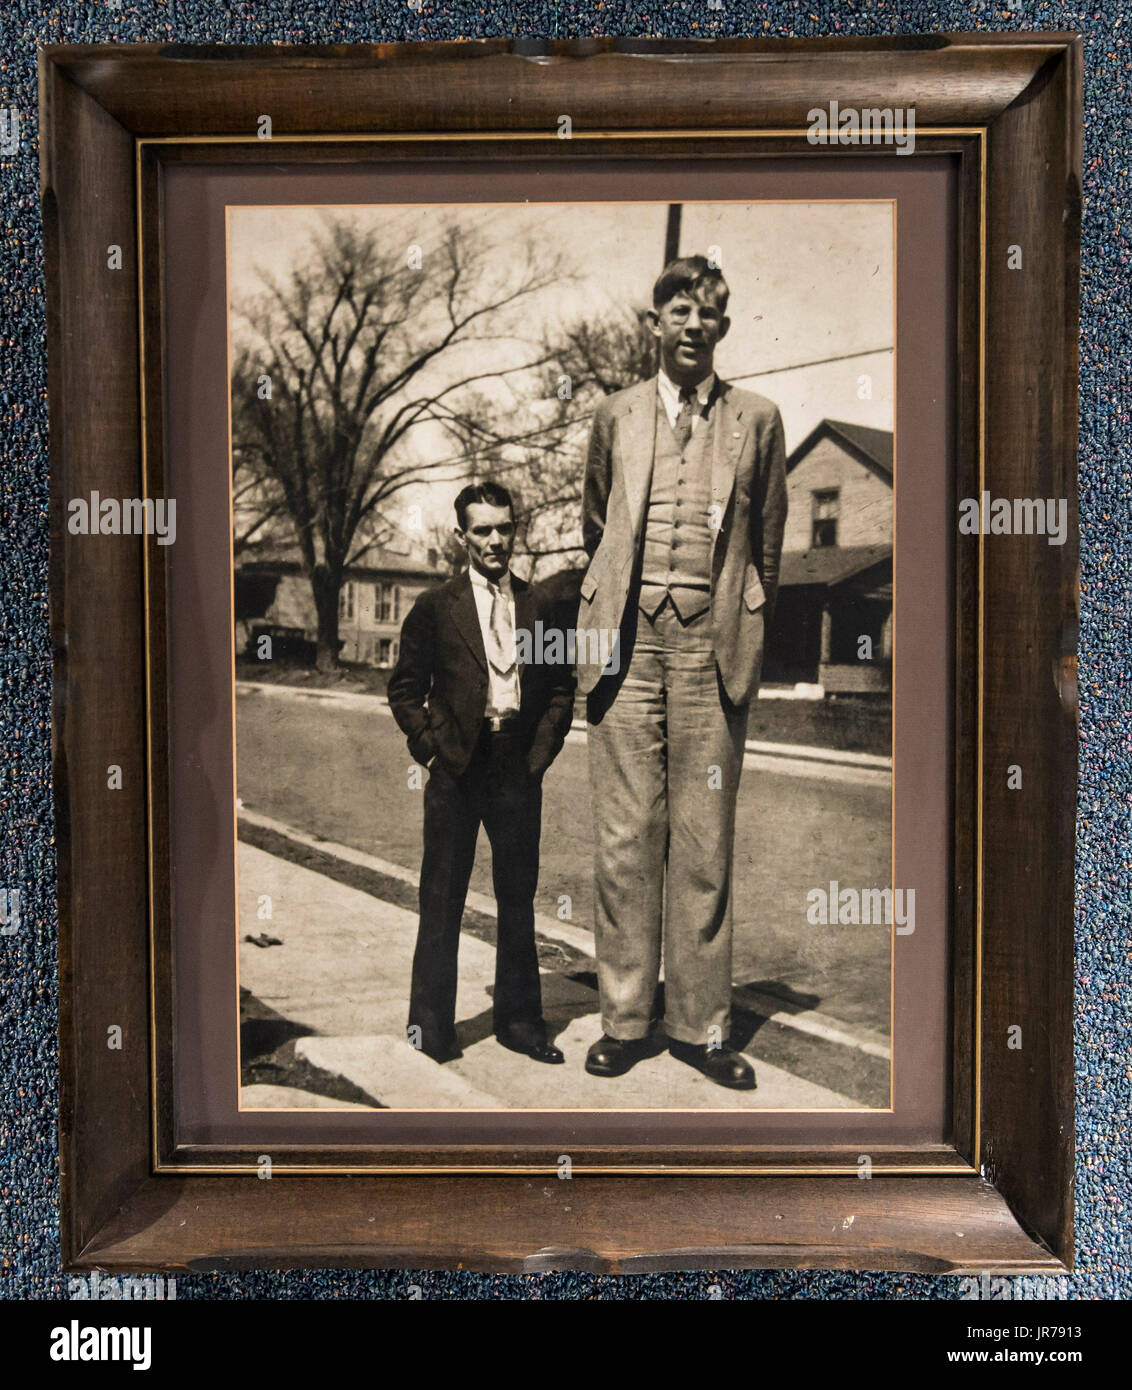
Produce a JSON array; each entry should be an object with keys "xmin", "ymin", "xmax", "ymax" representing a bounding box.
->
[{"xmin": 468, "ymin": 565, "xmax": 521, "ymax": 715}]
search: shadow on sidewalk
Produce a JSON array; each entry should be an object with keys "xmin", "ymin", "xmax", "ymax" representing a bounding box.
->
[{"xmin": 240, "ymin": 987, "xmax": 385, "ymax": 1108}]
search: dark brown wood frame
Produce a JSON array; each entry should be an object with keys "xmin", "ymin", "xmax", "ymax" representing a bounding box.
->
[{"xmin": 40, "ymin": 35, "xmax": 1080, "ymax": 1274}]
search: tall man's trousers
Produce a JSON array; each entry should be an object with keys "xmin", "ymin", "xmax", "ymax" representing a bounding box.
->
[{"xmin": 586, "ymin": 598, "xmax": 749, "ymax": 1045}]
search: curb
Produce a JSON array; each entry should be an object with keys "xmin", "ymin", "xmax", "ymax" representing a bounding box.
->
[{"xmin": 237, "ymin": 804, "xmax": 599, "ymax": 959}]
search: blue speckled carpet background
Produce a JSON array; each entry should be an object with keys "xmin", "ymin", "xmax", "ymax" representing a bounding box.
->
[{"xmin": 0, "ymin": 3, "xmax": 1127, "ymax": 1300}]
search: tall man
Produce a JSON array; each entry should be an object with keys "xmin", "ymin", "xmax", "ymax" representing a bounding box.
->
[
  {"xmin": 388, "ymin": 482, "xmax": 575, "ymax": 1066},
  {"xmin": 577, "ymin": 256, "xmax": 788, "ymax": 1090}
]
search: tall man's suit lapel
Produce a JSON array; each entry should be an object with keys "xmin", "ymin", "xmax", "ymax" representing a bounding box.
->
[
  {"xmin": 709, "ymin": 382, "xmax": 749, "ymax": 574},
  {"xmin": 619, "ymin": 378, "xmax": 659, "ymax": 542}
]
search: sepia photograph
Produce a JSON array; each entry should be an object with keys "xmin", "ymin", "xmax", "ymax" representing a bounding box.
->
[{"xmin": 227, "ymin": 198, "xmax": 896, "ymax": 1112}]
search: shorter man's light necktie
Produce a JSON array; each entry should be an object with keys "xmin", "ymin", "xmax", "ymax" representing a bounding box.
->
[{"xmin": 485, "ymin": 583, "xmax": 516, "ymax": 678}]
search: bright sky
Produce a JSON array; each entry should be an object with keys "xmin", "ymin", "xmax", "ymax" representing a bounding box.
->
[{"xmin": 229, "ymin": 200, "xmax": 893, "ymax": 540}]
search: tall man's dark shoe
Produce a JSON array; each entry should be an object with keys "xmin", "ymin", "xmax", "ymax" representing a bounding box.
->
[
  {"xmin": 585, "ymin": 1034, "xmax": 650, "ymax": 1077},
  {"xmin": 669, "ymin": 1039, "xmax": 756, "ymax": 1091},
  {"xmin": 496, "ymin": 1025, "xmax": 565, "ymax": 1065}
]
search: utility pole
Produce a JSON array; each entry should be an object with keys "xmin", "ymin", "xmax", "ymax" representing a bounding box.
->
[{"xmin": 664, "ymin": 203, "xmax": 682, "ymax": 268}]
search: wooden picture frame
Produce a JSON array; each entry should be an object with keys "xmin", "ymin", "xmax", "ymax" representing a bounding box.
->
[{"xmin": 40, "ymin": 34, "xmax": 1080, "ymax": 1273}]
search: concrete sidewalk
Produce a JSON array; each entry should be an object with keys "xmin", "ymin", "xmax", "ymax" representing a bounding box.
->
[{"xmin": 237, "ymin": 830, "xmax": 882, "ymax": 1112}]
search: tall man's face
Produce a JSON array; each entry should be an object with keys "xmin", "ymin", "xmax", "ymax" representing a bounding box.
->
[
  {"xmin": 456, "ymin": 501, "xmax": 515, "ymax": 582},
  {"xmin": 646, "ymin": 282, "xmax": 731, "ymax": 386}
]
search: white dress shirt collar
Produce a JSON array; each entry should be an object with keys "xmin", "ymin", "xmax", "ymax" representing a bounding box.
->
[
  {"xmin": 658, "ymin": 365, "xmax": 716, "ymax": 420},
  {"xmin": 468, "ymin": 564, "xmax": 512, "ymax": 595}
]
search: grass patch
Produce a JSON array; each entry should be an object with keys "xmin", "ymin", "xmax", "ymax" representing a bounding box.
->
[
  {"xmin": 236, "ymin": 657, "xmax": 392, "ymax": 697},
  {"xmin": 749, "ymin": 695, "xmax": 891, "ymax": 755}
]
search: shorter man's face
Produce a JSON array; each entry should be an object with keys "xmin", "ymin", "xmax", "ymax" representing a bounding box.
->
[
  {"xmin": 457, "ymin": 502, "xmax": 515, "ymax": 580},
  {"xmin": 646, "ymin": 284, "xmax": 730, "ymax": 385}
]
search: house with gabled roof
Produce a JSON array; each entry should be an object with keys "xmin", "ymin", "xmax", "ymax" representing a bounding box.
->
[
  {"xmin": 765, "ymin": 418, "xmax": 893, "ymax": 696},
  {"xmin": 235, "ymin": 541, "xmax": 443, "ymax": 668}
]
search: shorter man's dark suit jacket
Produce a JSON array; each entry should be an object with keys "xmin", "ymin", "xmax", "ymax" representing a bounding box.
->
[{"xmin": 388, "ymin": 571, "xmax": 575, "ymax": 780}]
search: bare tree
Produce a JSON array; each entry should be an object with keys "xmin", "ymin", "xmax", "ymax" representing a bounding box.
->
[
  {"xmin": 230, "ymin": 345, "xmax": 295, "ymax": 558},
  {"xmin": 231, "ymin": 214, "xmax": 561, "ymax": 667}
]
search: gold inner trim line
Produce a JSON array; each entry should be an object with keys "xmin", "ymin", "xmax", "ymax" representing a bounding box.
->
[
  {"xmin": 136, "ymin": 126, "xmax": 987, "ymax": 1176},
  {"xmin": 153, "ymin": 1163, "xmax": 982, "ymax": 1177},
  {"xmin": 137, "ymin": 126, "xmax": 982, "ymax": 147}
]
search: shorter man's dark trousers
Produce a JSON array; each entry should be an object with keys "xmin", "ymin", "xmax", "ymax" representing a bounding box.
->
[{"xmin": 408, "ymin": 722, "xmax": 545, "ymax": 1058}]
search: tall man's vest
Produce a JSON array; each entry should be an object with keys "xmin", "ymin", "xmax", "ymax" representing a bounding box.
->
[{"xmin": 638, "ymin": 385, "xmax": 717, "ymax": 621}]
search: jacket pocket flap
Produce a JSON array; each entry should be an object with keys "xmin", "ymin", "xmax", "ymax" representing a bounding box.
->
[{"xmin": 580, "ymin": 570, "xmax": 598, "ymax": 602}]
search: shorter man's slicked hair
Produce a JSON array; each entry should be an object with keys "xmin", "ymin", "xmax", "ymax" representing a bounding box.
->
[
  {"xmin": 652, "ymin": 255, "xmax": 730, "ymax": 312},
  {"xmin": 454, "ymin": 480, "xmax": 515, "ymax": 530}
]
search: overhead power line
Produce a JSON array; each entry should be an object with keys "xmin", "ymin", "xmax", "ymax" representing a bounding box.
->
[{"xmin": 730, "ymin": 345, "xmax": 893, "ymax": 382}]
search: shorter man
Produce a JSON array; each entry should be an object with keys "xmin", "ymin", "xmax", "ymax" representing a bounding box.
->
[{"xmin": 388, "ymin": 481, "xmax": 575, "ymax": 1065}]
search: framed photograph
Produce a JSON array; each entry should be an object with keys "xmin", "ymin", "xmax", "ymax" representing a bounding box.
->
[{"xmin": 41, "ymin": 34, "xmax": 1080, "ymax": 1273}]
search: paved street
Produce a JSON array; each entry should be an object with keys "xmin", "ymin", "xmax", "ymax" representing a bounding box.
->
[{"xmin": 234, "ymin": 682, "xmax": 892, "ymax": 1110}]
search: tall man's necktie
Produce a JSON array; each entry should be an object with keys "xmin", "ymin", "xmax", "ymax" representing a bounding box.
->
[
  {"xmin": 673, "ymin": 383, "xmax": 698, "ymax": 451},
  {"xmin": 485, "ymin": 582, "xmax": 516, "ymax": 678}
]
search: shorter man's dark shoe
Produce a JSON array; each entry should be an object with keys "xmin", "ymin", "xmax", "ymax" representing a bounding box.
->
[
  {"xmin": 418, "ymin": 1037, "xmax": 462, "ymax": 1064},
  {"xmin": 409, "ymin": 1025, "xmax": 462, "ymax": 1063},
  {"xmin": 497, "ymin": 1030, "xmax": 565, "ymax": 1064},
  {"xmin": 668, "ymin": 1039, "xmax": 756, "ymax": 1091},
  {"xmin": 585, "ymin": 1034, "xmax": 650, "ymax": 1078}
]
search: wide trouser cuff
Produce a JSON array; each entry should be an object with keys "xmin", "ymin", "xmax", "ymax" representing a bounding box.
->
[
  {"xmin": 600, "ymin": 1016, "xmax": 653, "ymax": 1042},
  {"xmin": 663, "ymin": 1018, "xmax": 732, "ymax": 1047}
]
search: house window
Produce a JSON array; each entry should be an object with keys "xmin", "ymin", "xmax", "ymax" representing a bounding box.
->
[
  {"xmin": 378, "ymin": 638, "xmax": 394, "ymax": 667},
  {"xmin": 339, "ymin": 581, "xmax": 356, "ymax": 621},
  {"xmin": 811, "ymin": 489, "xmax": 840, "ymax": 548},
  {"xmin": 375, "ymin": 582, "xmax": 400, "ymax": 623}
]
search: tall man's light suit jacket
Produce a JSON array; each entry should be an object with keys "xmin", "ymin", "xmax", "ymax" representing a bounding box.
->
[{"xmin": 577, "ymin": 375, "xmax": 788, "ymax": 704}]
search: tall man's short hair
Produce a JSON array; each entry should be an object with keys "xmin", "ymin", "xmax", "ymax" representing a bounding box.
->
[
  {"xmin": 454, "ymin": 481, "xmax": 515, "ymax": 530},
  {"xmin": 652, "ymin": 255, "xmax": 730, "ymax": 312}
]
